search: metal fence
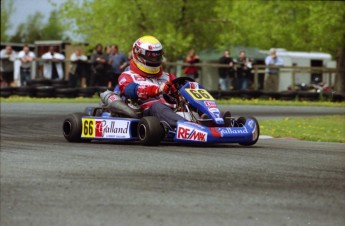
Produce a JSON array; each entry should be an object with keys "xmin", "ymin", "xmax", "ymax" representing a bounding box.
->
[{"xmin": 163, "ymin": 61, "xmax": 338, "ymax": 91}]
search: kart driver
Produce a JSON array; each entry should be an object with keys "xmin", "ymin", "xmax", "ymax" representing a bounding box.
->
[{"xmin": 118, "ymin": 35, "xmax": 186, "ymax": 128}]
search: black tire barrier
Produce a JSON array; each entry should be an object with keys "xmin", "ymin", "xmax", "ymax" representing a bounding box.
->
[
  {"xmin": 331, "ymin": 93, "xmax": 345, "ymax": 102},
  {"xmin": 219, "ymin": 90, "xmax": 241, "ymax": 99},
  {"xmin": 55, "ymin": 88, "xmax": 79, "ymax": 98},
  {"xmin": 239, "ymin": 90, "xmax": 263, "ymax": 99},
  {"xmin": 35, "ymin": 86, "xmax": 56, "ymax": 98},
  {"xmin": 78, "ymin": 87, "xmax": 97, "ymax": 97},
  {"xmin": 297, "ymin": 91, "xmax": 320, "ymax": 101},
  {"xmin": 0, "ymin": 87, "xmax": 15, "ymax": 98},
  {"xmin": 96, "ymin": 86, "xmax": 113, "ymax": 95},
  {"xmin": 261, "ymin": 91, "xmax": 282, "ymax": 100},
  {"xmin": 27, "ymin": 79, "xmax": 52, "ymax": 87},
  {"xmin": 15, "ymin": 86, "xmax": 36, "ymax": 97},
  {"xmin": 280, "ymin": 91, "xmax": 297, "ymax": 101},
  {"xmin": 208, "ymin": 90, "xmax": 221, "ymax": 99},
  {"xmin": 51, "ymin": 80, "xmax": 69, "ymax": 89}
]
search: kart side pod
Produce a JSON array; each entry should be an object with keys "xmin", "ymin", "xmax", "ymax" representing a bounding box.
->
[{"xmin": 100, "ymin": 90, "xmax": 138, "ymax": 118}]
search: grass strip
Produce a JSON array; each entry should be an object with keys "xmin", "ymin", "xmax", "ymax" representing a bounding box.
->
[
  {"xmin": 260, "ymin": 115, "xmax": 345, "ymax": 143},
  {"xmin": 1, "ymin": 96, "xmax": 345, "ymax": 107}
]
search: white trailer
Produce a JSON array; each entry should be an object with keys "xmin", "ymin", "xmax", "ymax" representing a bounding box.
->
[{"xmin": 260, "ymin": 49, "xmax": 336, "ymax": 91}]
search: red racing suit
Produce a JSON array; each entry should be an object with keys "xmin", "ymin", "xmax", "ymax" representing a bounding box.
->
[{"xmin": 118, "ymin": 60, "xmax": 176, "ymax": 111}]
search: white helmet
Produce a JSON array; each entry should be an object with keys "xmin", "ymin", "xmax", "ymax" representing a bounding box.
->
[{"xmin": 132, "ymin": 35, "xmax": 163, "ymax": 76}]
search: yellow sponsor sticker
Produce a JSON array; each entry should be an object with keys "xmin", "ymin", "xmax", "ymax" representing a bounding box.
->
[
  {"xmin": 81, "ymin": 118, "xmax": 95, "ymax": 138},
  {"xmin": 185, "ymin": 88, "xmax": 214, "ymax": 100}
]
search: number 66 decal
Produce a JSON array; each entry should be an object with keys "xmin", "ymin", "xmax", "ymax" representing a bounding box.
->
[
  {"xmin": 81, "ymin": 118, "xmax": 95, "ymax": 138},
  {"xmin": 185, "ymin": 88, "xmax": 214, "ymax": 100}
]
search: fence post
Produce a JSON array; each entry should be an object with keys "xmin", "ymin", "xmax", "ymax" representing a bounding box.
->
[{"xmin": 291, "ymin": 64, "xmax": 296, "ymax": 90}]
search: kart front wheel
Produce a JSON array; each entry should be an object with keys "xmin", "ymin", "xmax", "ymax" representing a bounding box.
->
[
  {"xmin": 239, "ymin": 117, "xmax": 260, "ymax": 146},
  {"xmin": 137, "ymin": 116, "xmax": 164, "ymax": 146},
  {"xmin": 63, "ymin": 112, "xmax": 90, "ymax": 142}
]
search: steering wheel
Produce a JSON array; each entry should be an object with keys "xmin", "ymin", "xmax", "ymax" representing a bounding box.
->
[{"xmin": 172, "ymin": 76, "xmax": 195, "ymax": 90}]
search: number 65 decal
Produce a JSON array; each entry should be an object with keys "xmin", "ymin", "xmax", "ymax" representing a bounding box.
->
[{"xmin": 185, "ymin": 88, "xmax": 214, "ymax": 100}]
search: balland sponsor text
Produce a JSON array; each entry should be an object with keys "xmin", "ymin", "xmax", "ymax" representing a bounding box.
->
[
  {"xmin": 218, "ymin": 126, "xmax": 249, "ymax": 136},
  {"xmin": 96, "ymin": 119, "xmax": 130, "ymax": 138}
]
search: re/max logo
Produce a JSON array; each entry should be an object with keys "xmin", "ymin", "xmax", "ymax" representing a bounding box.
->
[{"xmin": 177, "ymin": 126, "xmax": 207, "ymax": 142}]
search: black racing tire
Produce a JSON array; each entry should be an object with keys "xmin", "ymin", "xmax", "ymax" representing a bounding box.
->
[
  {"xmin": 221, "ymin": 110, "xmax": 232, "ymax": 127},
  {"xmin": 239, "ymin": 117, "xmax": 260, "ymax": 146},
  {"xmin": 62, "ymin": 113, "xmax": 90, "ymax": 142},
  {"xmin": 137, "ymin": 116, "xmax": 164, "ymax": 146}
]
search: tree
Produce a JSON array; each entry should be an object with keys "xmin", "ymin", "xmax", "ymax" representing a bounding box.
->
[
  {"xmin": 10, "ymin": 12, "xmax": 44, "ymax": 43},
  {"xmin": 10, "ymin": 10, "xmax": 68, "ymax": 43},
  {"xmin": 1, "ymin": 0, "xmax": 14, "ymax": 42},
  {"xmin": 214, "ymin": 0, "xmax": 345, "ymax": 91},
  {"xmin": 42, "ymin": 10, "xmax": 68, "ymax": 41},
  {"xmin": 59, "ymin": 0, "xmax": 221, "ymax": 60},
  {"xmin": 59, "ymin": 0, "xmax": 345, "ymax": 91}
]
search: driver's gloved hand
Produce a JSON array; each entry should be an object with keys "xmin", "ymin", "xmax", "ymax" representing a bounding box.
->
[{"xmin": 160, "ymin": 81, "xmax": 177, "ymax": 94}]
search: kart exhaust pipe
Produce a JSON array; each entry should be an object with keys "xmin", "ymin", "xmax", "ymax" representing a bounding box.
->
[{"xmin": 100, "ymin": 90, "xmax": 139, "ymax": 118}]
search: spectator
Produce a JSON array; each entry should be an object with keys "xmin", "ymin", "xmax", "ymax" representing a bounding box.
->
[
  {"xmin": 108, "ymin": 44, "xmax": 128, "ymax": 87},
  {"xmin": 218, "ymin": 50, "xmax": 234, "ymax": 91},
  {"xmin": 90, "ymin": 44, "xmax": 107, "ymax": 86},
  {"xmin": 104, "ymin": 45, "xmax": 114, "ymax": 87},
  {"xmin": 69, "ymin": 48, "xmax": 88, "ymax": 88},
  {"xmin": 235, "ymin": 50, "xmax": 252, "ymax": 90},
  {"xmin": 41, "ymin": 46, "xmax": 65, "ymax": 80},
  {"xmin": 265, "ymin": 48, "xmax": 284, "ymax": 91},
  {"xmin": 0, "ymin": 45, "xmax": 17, "ymax": 87},
  {"xmin": 183, "ymin": 49, "xmax": 200, "ymax": 81},
  {"xmin": 18, "ymin": 44, "xmax": 35, "ymax": 86}
]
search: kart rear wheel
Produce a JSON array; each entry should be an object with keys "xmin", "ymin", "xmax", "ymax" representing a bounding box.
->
[
  {"xmin": 137, "ymin": 116, "xmax": 164, "ymax": 146},
  {"xmin": 221, "ymin": 110, "xmax": 232, "ymax": 127},
  {"xmin": 239, "ymin": 117, "xmax": 260, "ymax": 146},
  {"xmin": 63, "ymin": 113, "xmax": 90, "ymax": 142}
]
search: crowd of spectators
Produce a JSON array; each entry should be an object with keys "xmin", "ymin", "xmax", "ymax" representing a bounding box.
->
[
  {"xmin": 1, "ymin": 44, "xmax": 283, "ymax": 92},
  {"xmin": 0, "ymin": 43, "xmax": 130, "ymax": 89},
  {"xmin": 217, "ymin": 49, "xmax": 283, "ymax": 91}
]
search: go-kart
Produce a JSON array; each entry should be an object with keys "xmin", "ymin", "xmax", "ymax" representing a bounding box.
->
[{"xmin": 62, "ymin": 77, "xmax": 260, "ymax": 146}]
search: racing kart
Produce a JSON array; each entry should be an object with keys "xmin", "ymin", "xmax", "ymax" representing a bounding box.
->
[{"xmin": 62, "ymin": 77, "xmax": 260, "ymax": 146}]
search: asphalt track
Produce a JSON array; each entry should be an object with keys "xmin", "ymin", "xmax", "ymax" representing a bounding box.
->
[{"xmin": 1, "ymin": 103, "xmax": 345, "ymax": 226}]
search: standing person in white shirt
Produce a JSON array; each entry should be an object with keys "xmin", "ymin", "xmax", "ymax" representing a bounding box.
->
[
  {"xmin": 18, "ymin": 44, "xmax": 36, "ymax": 86},
  {"xmin": 265, "ymin": 48, "xmax": 284, "ymax": 91},
  {"xmin": 0, "ymin": 45, "xmax": 17, "ymax": 87},
  {"xmin": 69, "ymin": 48, "xmax": 88, "ymax": 87},
  {"xmin": 41, "ymin": 46, "xmax": 65, "ymax": 80}
]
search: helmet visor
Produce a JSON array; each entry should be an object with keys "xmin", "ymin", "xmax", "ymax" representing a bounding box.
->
[{"xmin": 140, "ymin": 50, "xmax": 163, "ymax": 67}]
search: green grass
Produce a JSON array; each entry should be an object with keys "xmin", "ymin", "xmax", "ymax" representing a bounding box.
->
[
  {"xmin": 260, "ymin": 115, "xmax": 345, "ymax": 143},
  {"xmin": 217, "ymin": 98, "xmax": 345, "ymax": 107},
  {"xmin": 1, "ymin": 96, "xmax": 345, "ymax": 107}
]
